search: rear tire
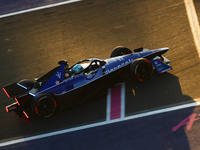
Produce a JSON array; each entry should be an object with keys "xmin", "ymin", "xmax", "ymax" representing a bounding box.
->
[
  {"xmin": 31, "ymin": 93, "xmax": 57, "ymax": 118},
  {"xmin": 130, "ymin": 58, "xmax": 153, "ymax": 82},
  {"xmin": 110, "ymin": 46, "xmax": 132, "ymax": 58}
]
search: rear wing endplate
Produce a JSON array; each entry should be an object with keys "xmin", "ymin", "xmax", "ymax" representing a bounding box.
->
[
  {"xmin": 150, "ymin": 59, "xmax": 172, "ymax": 74},
  {"xmin": 3, "ymin": 83, "xmax": 27, "ymax": 98}
]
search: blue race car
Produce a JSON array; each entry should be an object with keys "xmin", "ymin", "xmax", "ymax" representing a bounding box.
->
[{"xmin": 2, "ymin": 46, "xmax": 172, "ymax": 118}]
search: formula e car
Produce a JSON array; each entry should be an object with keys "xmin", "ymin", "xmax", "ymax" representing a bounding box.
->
[{"xmin": 2, "ymin": 47, "xmax": 172, "ymax": 118}]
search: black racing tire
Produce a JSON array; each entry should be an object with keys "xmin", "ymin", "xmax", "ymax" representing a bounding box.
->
[
  {"xmin": 130, "ymin": 58, "xmax": 153, "ymax": 82},
  {"xmin": 31, "ymin": 93, "xmax": 57, "ymax": 118},
  {"xmin": 18, "ymin": 79, "xmax": 34, "ymax": 90},
  {"xmin": 110, "ymin": 46, "xmax": 132, "ymax": 58}
]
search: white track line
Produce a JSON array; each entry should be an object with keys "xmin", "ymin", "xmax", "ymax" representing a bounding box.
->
[
  {"xmin": 184, "ymin": 0, "xmax": 200, "ymax": 58},
  {"xmin": 1, "ymin": 98, "xmax": 200, "ymax": 147},
  {"xmin": 106, "ymin": 88, "xmax": 111, "ymax": 121},
  {"xmin": 0, "ymin": 0, "xmax": 82, "ymax": 19},
  {"xmin": 121, "ymin": 83, "xmax": 125, "ymax": 119}
]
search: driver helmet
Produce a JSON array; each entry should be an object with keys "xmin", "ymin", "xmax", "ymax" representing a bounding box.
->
[{"xmin": 73, "ymin": 64, "xmax": 83, "ymax": 73}]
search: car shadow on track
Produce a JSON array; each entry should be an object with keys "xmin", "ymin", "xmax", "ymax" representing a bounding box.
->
[
  {"xmin": 0, "ymin": 89, "xmax": 108, "ymax": 142},
  {"xmin": 2, "ymin": 72, "xmax": 197, "ymax": 149},
  {"xmin": 7, "ymin": 91, "xmax": 107, "ymax": 138},
  {"xmin": 124, "ymin": 71, "xmax": 195, "ymax": 149},
  {"xmin": 125, "ymin": 71, "xmax": 194, "ymax": 115},
  {"xmin": 0, "ymin": 71, "xmax": 196, "ymax": 150}
]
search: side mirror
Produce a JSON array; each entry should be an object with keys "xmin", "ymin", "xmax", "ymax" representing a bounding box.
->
[
  {"xmin": 58, "ymin": 60, "xmax": 68, "ymax": 69},
  {"xmin": 58, "ymin": 60, "xmax": 68, "ymax": 65}
]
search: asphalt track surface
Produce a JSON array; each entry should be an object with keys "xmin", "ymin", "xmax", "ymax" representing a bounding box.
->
[
  {"xmin": 3, "ymin": 105, "xmax": 200, "ymax": 150},
  {"xmin": 0, "ymin": 0, "xmax": 200, "ymax": 149}
]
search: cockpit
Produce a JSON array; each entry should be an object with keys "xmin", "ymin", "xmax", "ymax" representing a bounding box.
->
[
  {"xmin": 34, "ymin": 58, "xmax": 106, "ymax": 90},
  {"xmin": 65, "ymin": 58, "xmax": 106, "ymax": 77}
]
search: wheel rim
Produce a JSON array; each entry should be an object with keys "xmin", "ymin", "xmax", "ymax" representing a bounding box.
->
[
  {"xmin": 135, "ymin": 61, "xmax": 152, "ymax": 81},
  {"xmin": 36, "ymin": 96, "xmax": 56, "ymax": 118}
]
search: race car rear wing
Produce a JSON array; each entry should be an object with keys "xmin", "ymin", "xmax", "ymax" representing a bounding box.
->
[{"xmin": 2, "ymin": 83, "xmax": 28, "ymax": 98}]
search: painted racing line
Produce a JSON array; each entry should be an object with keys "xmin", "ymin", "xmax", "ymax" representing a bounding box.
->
[{"xmin": 106, "ymin": 83, "xmax": 125, "ymax": 121}]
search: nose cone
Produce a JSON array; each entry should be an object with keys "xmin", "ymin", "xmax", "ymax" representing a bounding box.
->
[
  {"xmin": 144, "ymin": 47, "xmax": 169, "ymax": 60},
  {"xmin": 156, "ymin": 47, "xmax": 169, "ymax": 52}
]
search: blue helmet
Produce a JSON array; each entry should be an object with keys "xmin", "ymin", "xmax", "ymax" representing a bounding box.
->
[{"xmin": 73, "ymin": 64, "xmax": 84, "ymax": 73}]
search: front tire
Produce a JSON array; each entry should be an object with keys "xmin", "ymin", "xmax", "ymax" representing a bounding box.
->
[
  {"xmin": 130, "ymin": 58, "xmax": 153, "ymax": 82},
  {"xmin": 32, "ymin": 93, "xmax": 57, "ymax": 118},
  {"xmin": 110, "ymin": 46, "xmax": 132, "ymax": 58}
]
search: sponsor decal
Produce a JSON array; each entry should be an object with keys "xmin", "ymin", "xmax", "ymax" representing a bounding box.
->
[
  {"xmin": 56, "ymin": 72, "xmax": 61, "ymax": 79},
  {"xmin": 105, "ymin": 58, "xmax": 134, "ymax": 74},
  {"xmin": 160, "ymin": 68, "xmax": 172, "ymax": 73},
  {"xmin": 150, "ymin": 59, "xmax": 172, "ymax": 74},
  {"xmin": 65, "ymin": 73, "xmax": 69, "ymax": 77},
  {"xmin": 38, "ymin": 82, "xmax": 42, "ymax": 86}
]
